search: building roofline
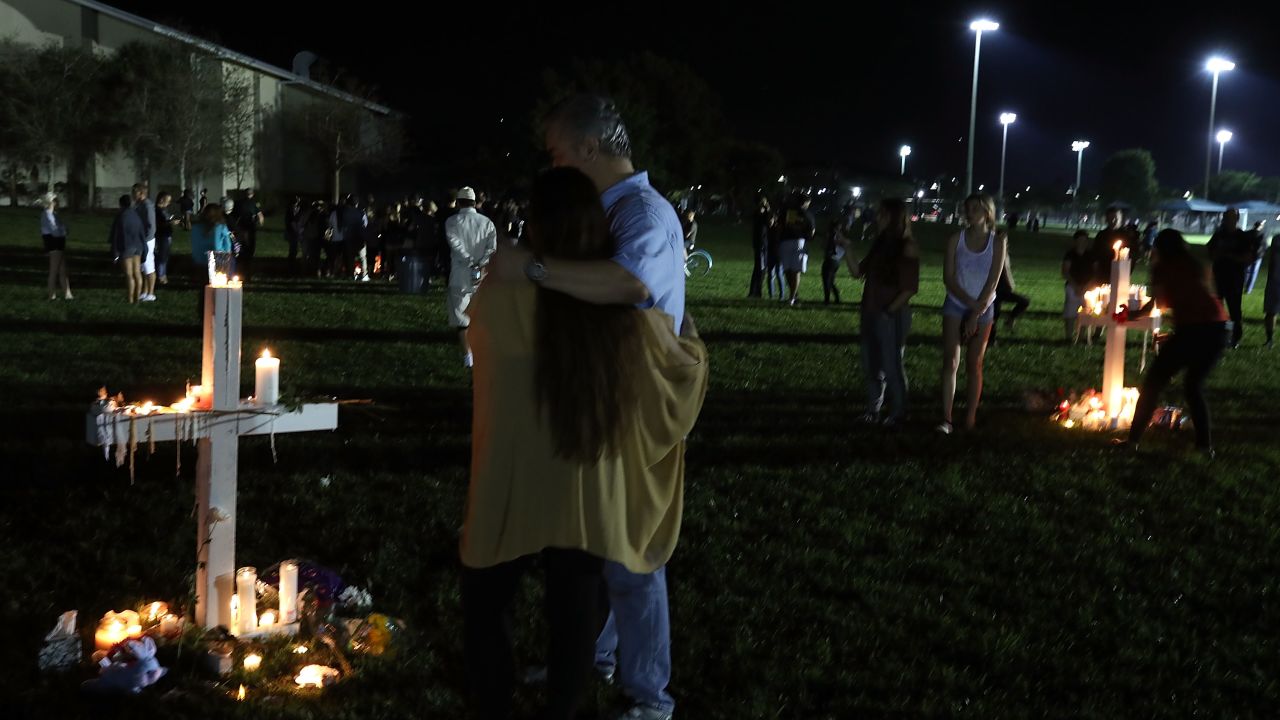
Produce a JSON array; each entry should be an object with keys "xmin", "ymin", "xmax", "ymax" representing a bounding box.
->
[{"xmin": 66, "ymin": 0, "xmax": 392, "ymax": 115}]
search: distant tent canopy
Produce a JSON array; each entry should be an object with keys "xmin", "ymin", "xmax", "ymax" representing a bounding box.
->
[{"xmin": 1156, "ymin": 199, "xmax": 1228, "ymax": 213}]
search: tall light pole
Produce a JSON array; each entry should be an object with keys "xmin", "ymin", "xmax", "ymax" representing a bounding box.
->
[
  {"xmin": 966, "ymin": 19, "xmax": 999, "ymax": 197},
  {"xmin": 1216, "ymin": 129, "xmax": 1233, "ymax": 173},
  {"xmin": 998, "ymin": 112, "xmax": 1016, "ymax": 212},
  {"xmin": 1204, "ymin": 56, "xmax": 1235, "ymax": 199},
  {"xmin": 1072, "ymin": 140, "xmax": 1089, "ymax": 224},
  {"xmin": 899, "ymin": 145, "xmax": 911, "ymax": 176}
]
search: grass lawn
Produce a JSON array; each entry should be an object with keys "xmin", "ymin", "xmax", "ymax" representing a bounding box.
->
[{"xmin": 0, "ymin": 205, "xmax": 1277, "ymax": 719}]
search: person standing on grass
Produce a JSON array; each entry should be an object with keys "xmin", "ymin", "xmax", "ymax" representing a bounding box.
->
[
  {"xmin": 1091, "ymin": 206, "xmax": 1137, "ymax": 286},
  {"xmin": 133, "ymin": 183, "xmax": 158, "ymax": 303},
  {"xmin": 462, "ymin": 166, "xmax": 707, "ymax": 720},
  {"xmin": 153, "ymin": 191, "xmax": 174, "ymax": 287},
  {"xmin": 1062, "ymin": 230, "xmax": 1093, "ymax": 343},
  {"xmin": 285, "ymin": 196, "xmax": 304, "ymax": 274},
  {"xmin": 1206, "ymin": 207, "xmax": 1252, "ymax": 349},
  {"xmin": 1264, "ymin": 233, "xmax": 1280, "ymax": 348},
  {"xmin": 236, "ymin": 188, "xmax": 264, "ymax": 282},
  {"xmin": 179, "ymin": 188, "xmax": 195, "ymax": 230},
  {"xmin": 189, "ymin": 202, "xmax": 233, "ymax": 320},
  {"xmin": 748, "ymin": 195, "xmax": 769, "ymax": 297},
  {"xmin": 821, "ymin": 220, "xmax": 844, "ymax": 304},
  {"xmin": 938, "ymin": 193, "xmax": 1007, "ymax": 434},
  {"xmin": 41, "ymin": 194, "xmax": 72, "ymax": 300},
  {"xmin": 490, "ymin": 94, "xmax": 686, "ymax": 720},
  {"xmin": 1114, "ymin": 230, "xmax": 1229, "ymax": 457},
  {"xmin": 446, "ymin": 187, "xmax": 498, "ymax": 369},
  {"xmin": 765, "ymin": 209, "xmax": 785, "ymax": 300},
  {"xmin": 109, "ymin": 194, "xmax": 146, "ymax": 304},
  {"xmin": 1245, "ymin": 221, "xmax": 1267, "ymax": 295},
  {"xmin": 779, "ymin": 192, "xmax": 816, "ymax": 306},
  {"xmin": 843, "ymin": 197, "xmax": 919, "ymax": 426},
  {"xmin": 987, "ymin": 249, "xmax": 1030, "ymax": 347}
]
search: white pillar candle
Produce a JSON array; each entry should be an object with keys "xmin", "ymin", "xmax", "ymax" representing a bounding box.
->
[
  {"xmin": 279, "ymin": 560, "xmax": 299, "ymax": 623},
  {"xmin": 254, "ymin": 350, "xmax": 280, "ymax": 406},
  {"xmin": 235, "ymin": 567, "xmax": 257, "ymax": 636}
]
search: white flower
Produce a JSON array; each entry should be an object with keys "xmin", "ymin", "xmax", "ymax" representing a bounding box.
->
[
  {"xmin": 319, "ymin": 476, "xmax": 331, "ymax": 488},
  {"xmin": 338, "ymin": 586, "xmax": 372, "ymax": 611}
]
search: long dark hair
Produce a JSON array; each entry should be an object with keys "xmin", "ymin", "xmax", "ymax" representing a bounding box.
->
[
  {"xmin": 197, "ymin": 203, "xmax": 225, "ymax": 227},
  {"xmin": 527, "ymin": 167, "xmax": 644, "ymax": 462},
  {"xmin": 867, "ymin": 198, "xmax": 913, "ymax": 265},
  {"xmin": 1151, "ymin": 228, "xmax": 1206, "ymax": 287}
]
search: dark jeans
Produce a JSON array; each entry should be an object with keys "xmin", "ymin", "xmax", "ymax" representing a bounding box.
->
[
  {"xmin": 765, "ymin": 259, "xmax": 785, "ymax": 300},
  {"xmin": 861, "ymin": 306, "xmax": 911, "ymax": 419},
  {"xmin": 155, "ymin": 235, "xmax": 172, "ymax": 279},
  {"xmin": 324, "ymin": 241, "xmax": 344, "ymax": 277},
  {"xmin": 462, "ymin": 548, "xmax": 605, "ymax": 720},
  {"xmin": 748, "ymin": 241, "xmax": 765, "ymax": 297},
  {"xmin": 821, "ymin": 257, "xmax": 841, "ymax": 303},
  {"xmin": 1129, "ymin": 322, "xmax": 1228, "ymax": 449},
  {"xmin": 237, "ymin": 230, "xmax": 257, "ymax": 282},
  {"xmin": 989, "ymin": 286, "xmax": 1031, "ymax": 345},
  {"xmin": 1214, "ymin": 262, "xmax": 1246, "ymax": 346}
]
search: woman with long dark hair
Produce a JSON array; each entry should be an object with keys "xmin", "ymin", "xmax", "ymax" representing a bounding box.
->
[
  {"xmin": 1117, "ymin": 229, "xmax": 1229, "ymax": 455},
  {"xmin": 844, "ymin": 198, "xmax": 919, "ymax": 425},
  {"xmin": 461, "ymin": 166, "xmax": 708, "ymax": 720}
]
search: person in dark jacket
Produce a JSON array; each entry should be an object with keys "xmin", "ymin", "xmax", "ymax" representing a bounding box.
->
[
  {"xmin": 748, "ymin": 196, "xmax": 769, "ymax": 298},
  {"xmin": 285, "ymin": 196, "xmax": 304, "ymax": 273},
  {"xmin": 109, "ymin": 194, "xmax": 147, "ymax": 303},
  {"xmin": 154, "ymin": 191, "xmax": 174, "ymax": 287}
]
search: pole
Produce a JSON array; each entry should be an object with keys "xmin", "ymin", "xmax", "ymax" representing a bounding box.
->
[
  {"xmin": 966, "ymin": 31, "xmax": 983, "ymax": 197},
  {"xmin": 999, "ymin": 122, "xmax": 1009, "ymax": 214},
  {"xmin": 1204, "ymin": 71, "xmax": 1219, "ymax": 199}
]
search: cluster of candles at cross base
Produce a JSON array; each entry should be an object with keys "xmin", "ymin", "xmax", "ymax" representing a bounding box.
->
[
  {"xmin": 93, "ymin": 601, "xmax": 183, "ymax": 652},
  {"xmin": 229, "ymin": 561, "xmax": 299, "ymax": 636}
]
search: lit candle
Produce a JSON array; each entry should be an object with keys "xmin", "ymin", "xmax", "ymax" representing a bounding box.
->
[
  {"xmin": 254, "ymin": 350, "xmax": 280, "ymax": 405},
  {"xmin": 159, "ymin": 613, "xmax": 180, "ymax": 637},
  {"xmin": 279, "ymin": 561, "xmax": 298, "ymax": 623},
  {"xmin": 295, "ymin": 664, "xmax": 339, "ymax": 688},
  {"xmin": 143, "ymin": 601, "xmax": 168, "ymax": 625},
  {"xmin": 236, "ymin": 567, "xmax": 258, "ymax": 636},
  {"xmin": 94, "ymin": 610, "xmax": 142, "ymax": 651},
  {"xmin": 237, "ymin": 684, "xmax": 246, "ymax": 701},
  {"xmin": 259, "ymin": 611, "xmax": 276, "ymax": 628},
  {"xmin": 243, "ymin": 653, "xmax": 262, "ymax": 672},
  {"xmin": 210, "ymin": 272, "xmax": 228, "ymax": 288}
]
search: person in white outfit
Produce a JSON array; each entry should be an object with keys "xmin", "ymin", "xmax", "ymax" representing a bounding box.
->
[
  {"xmin": 447, "ymin": 187, "xmax": 498, "ymax": 367},
  {"xmin": 939, "ymin": 193, "xmax": 1007, "ymax": 434}
]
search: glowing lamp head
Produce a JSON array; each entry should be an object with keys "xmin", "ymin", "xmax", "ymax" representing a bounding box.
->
[
  {"xmin": 1216, "ymin": 129, "xmax": 1233, "ymax": 144},
  {"xmin": 899, "ymin": 145, "xmax": 912, "ymax": 158},
  {"xmin": 1206, "ymin": 57, "xmax": 1235, "ymax": 74},
  {"xmin": 1072, "ymin": 140, "xmax": 1090, "ymax": 153},
  {"xmin": 970, "ymin": 19, "xmax": 999, "ymax": 32},
  {"xmin": 1000, "ymin": 112, "xmax": 1017, "ymax": 125}
]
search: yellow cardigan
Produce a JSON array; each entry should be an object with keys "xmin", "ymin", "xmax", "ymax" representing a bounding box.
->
[{"xmin": 461, "ymin": 279, "xmax": 709, "ymax": 574}]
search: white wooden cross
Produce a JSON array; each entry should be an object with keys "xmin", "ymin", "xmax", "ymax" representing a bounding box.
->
[
  {"xmin": 86, "ymin": 282, "xmax": 338, "ymax": 631},
  {"xmin": 1077, "ymin": 242, "xmax": 1162, "ymax": 427}
]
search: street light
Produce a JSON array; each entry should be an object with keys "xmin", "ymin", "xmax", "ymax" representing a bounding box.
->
[
  {"xmin": 965, "ymin": 18, "xmax": 999, "ymax": 196},
  {"xmin": 1204, "ymin": 56, "xmax": 1235, "ymax": 198},
  {"xmin": 851, "ymin": 186, "xmax": 862, "ymax": 199},
  {"xmin": 998, "ymin": 112, "xmax": 1016, "ymax": 212},
  {"xmin": 1071, "ymin": 140, "xmax": 1089, "ymax": 221},
  {"xmin": 899, "ymin": 145, "xmax": 912, "ymax": 176},
  {"xmin": 1216, "ymin": 129, "xmax": 1233, "ymax": 173}
]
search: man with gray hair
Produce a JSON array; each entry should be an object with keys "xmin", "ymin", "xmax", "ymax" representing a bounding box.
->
[{"xmin": 494, "ymin": 93, "xmax": 685, "ymax": 720}]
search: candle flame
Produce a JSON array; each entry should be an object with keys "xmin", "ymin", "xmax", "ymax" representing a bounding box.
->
[
  {"xmin": 211, "ymin": 272, "xmax": 228, "ymax": 287},
  {"xmin": 259, "ymin": 611, "xmax": 276, "ymax": 627},
  {"xmin": 237, "ymin": 684, "xmax": 246, "ymax": 701},
  {"xmin": 293, "ymin": 645, "xmax": 309, "ymax": 654},
  {"xmin": 262, "ymin": 349, "xmax": 271, "ymax": 359},
  {"xmin": 1112, "ymin": 241, "xmax": 1122, "ymax": 251}
]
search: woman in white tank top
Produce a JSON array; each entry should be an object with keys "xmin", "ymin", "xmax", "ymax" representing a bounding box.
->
[{"xmin": 938, "ymin": 194, "xmax": 1007, "ymax": 434}]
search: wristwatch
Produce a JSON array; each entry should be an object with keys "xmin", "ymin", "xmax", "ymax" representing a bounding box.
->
[{"xmin": 524, "ymin": 257, "xmax": 547, "ymax": 284}]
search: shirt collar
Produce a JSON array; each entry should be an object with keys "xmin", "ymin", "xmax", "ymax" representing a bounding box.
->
[{"xmin": 601, "ymin": 171, "xmax": 649, "ymax": 209}]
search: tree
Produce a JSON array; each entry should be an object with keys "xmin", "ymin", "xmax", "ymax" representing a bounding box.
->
[
  {"xmin": 1210, "ymin": 171, "xmax": 1263, "ymax": 204},
  {"xmin": 0, "ymin": 42, "xmax": 42, "ymax": 206},
  {"xmin": 222, "ymin": 66, "xmax": 256, "ymax": 190},
  {"xmin": 536, "ymin": 53, "xmax": 731, "ymax": 192},
  {"xmin": 0, "ymin": 40, "xmax": 114, "ymax": 208},
  {"xmin": 285, "ymin": 78, "xmax": 405, "ymax": 204},
  {"xmin": 1099, "ymin": 149, "xmax": 1159, "ymax": 214},
  {"xmin": 722, "ymin": 141, "xmax": 785, "ymax": 216}
]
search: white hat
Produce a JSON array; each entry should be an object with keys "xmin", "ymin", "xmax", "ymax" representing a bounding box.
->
[{"xmin": 456, "ymin": 187, "xmax": 476, "ymax": 202}]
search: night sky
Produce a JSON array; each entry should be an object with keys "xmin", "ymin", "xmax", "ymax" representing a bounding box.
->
[{"xmin": 112, "ymin": 0, "xmax": 1280, "ymax": 192}]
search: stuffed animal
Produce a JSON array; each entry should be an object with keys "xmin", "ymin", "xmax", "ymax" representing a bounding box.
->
[{"xmin": 82, "ymin": 636, "xmax": 167, "ymax": 694}]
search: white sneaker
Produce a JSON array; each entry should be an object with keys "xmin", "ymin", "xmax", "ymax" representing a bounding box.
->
[
  {"xmin": 616, "ymin": 706, "xmax": 673, "ymax": 720},
  {"xmin": 463, "ymin": 352, "xmax": 474, "ymax": 369},
  {"xmin": 140, "ymin": 294, "xmax": 157, "ymax": 302}
]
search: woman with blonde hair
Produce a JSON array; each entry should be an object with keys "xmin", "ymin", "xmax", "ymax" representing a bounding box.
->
[
  {"xmin": 460, "ymin": 166, "xmax": 707, "ymax": 720},
  {"xmin": 939, "ymin": 193, "xmax": 1007, "ymax": 433}
]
